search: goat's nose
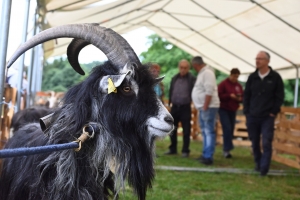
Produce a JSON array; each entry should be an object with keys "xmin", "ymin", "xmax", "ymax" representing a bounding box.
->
[{"xmin": 164, "ymin": 115, "xmax": 174, "ymax": 125}]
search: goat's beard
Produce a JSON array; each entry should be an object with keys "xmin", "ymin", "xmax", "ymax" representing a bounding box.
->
[{"xmin": 91, "ymin": 130, "xmax": 155, "ymax": 199}]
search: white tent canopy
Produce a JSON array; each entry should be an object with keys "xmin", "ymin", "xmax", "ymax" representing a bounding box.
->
[{"xmin": 37, "ymin": 0, "xmax": 300, "ymax": 80}]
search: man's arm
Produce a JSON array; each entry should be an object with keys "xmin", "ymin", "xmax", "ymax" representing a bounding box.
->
[
  {"xmin": 203, "ymin": 95, "xmax": 212, "ymax": 111},
  {"xmin": 271, "ymin": 74, "xmax": 284, "ymax": 116},
  {"xmin": 243, "ymin": 76, "xmax": 251, "ymax": 115}
]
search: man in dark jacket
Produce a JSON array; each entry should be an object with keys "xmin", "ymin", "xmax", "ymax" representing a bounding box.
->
[
  {"xmin": 165, "ymin": 59, "xmax": 196, "ymax": 157},
  {"xmin": 243, "ymin": 51, "xmax": 284, "ymax": 176}
]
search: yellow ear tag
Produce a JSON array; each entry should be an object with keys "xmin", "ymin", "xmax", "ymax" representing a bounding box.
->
[{"xmin": 108, "ymin": 78, "xmax": 117, "ymax": 94}]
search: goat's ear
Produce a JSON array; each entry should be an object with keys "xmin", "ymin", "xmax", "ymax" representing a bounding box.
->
[
  {"xmin": 154, "ymin": 76, "xmax": 165, "ymax": 84},
  {"xmin": 99, "ymin": 71, "xmax": 131, "ymax": 93}
]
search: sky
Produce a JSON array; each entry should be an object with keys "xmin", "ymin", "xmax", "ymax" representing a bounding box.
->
[{"xmin": 1, "ymin": 0, "xmax": 154, "ymax": 65}]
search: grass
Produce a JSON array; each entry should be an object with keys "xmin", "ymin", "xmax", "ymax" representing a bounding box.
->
[{"xmin": 119, "ymin": 136, "xmax": 300, "ymax": 200}]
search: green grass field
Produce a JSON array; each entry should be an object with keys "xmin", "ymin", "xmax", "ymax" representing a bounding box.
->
[{"xmin": 120, "ymin": 136, "xmax": 300, "ymax": 200}]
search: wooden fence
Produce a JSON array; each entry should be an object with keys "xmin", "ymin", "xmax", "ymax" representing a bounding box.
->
[
  {"xmin": 171, "ymin": 104, "xmax": 300, "ymax": 170},
  {"xmin": 272, "ymin": 107, "xmax": 300, "ymax": 169}
]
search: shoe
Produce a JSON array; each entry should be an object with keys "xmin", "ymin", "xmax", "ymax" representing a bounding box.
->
[
  {"xmin": 254, "ymin": 164, "xmax": 260, "ymax": 172},
  {"xmin": 260, "ymin": 169, "xmax": 268, "ymax": 176},
  {"xmin": 182, "ymin": 153, "xmax": 189, "ymax": 158},
  {"xmin": 194, "ymin": 155, "xmax": 205, "ymax": 161},
  {"xmin": 164, "ymin": 151, "xmax": 177, "ymax": 155},
  {"xmin": 200, "ymin": 157, "xmax": 213, "ymax": 165},
  {"xmin": 260, "ymin": 172, "xmax": 267, "ymax": 177},
  {"xmin": 223, "ymin": 151, "xmax": 232, "ymax": 159}
]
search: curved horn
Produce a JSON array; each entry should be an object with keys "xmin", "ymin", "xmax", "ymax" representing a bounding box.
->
[
  {"xmin": 7, "ymin": 23, "xmax": 131, "ymax": 69},
  {"xmin": 67, "ymin": 38, "xmax": 90, "ymax": 75},
  {"xmin": 67, "ymin": 25, "xmax": 141, "ymax": 75}
]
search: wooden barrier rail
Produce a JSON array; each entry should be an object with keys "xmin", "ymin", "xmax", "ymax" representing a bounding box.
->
[
  {"xmin": 273, "ymin": 107, "xmax": 300, "ymax": 169},
  {"xmin": 0, "ymin": 86, "xmax": 17, "ymax": 150}
]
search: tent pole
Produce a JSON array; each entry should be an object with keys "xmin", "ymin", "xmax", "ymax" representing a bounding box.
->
[
  {"xmin": 294, "ymin": 66, "xmax": 299, "ymax": 108},
  {"xmin": 0, "ymin": 0, "xmax": 12, "ymax": 130},
  {"xmin": 16, "ymin": 0, "xmax": 31, "ymax": 112},
  {"xmin": 250, "ymin": 0, "xmax": 300, "ymax": 33},
  {"xmin": 163, "ymin": 11, "xmax": 255, "ymax": 69},
  {"xmin": 26, "ymin": 6, "xmax": 38, "ymax": 108},
  {"xmin": 190, "ymin": 0, "xmax": 299, "ymax": 70},
  {"xmin": 144, "ymin": 21, "xmax": 229, "ymax": 72}
]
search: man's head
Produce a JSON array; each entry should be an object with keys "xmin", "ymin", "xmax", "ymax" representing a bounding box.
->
[
  {"xmin": 178, "ymin": 59, "xmax": 190, "ymax": 76},
  {"xmin": 256, "ymin": 51, "xmax": 270, "ymax": 70},
  {"xmin": 191, "ymin": 56, "xmax": 205, "ymax": 72},
  {"xmin": 229, "ymin": 68, "xmax": 240, "ymax": 83},
  {"xmin": 149, "ymin": 63, "xmax": 160, "ymax": 78}
]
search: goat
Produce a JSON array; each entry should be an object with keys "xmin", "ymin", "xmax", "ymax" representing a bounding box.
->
[
  {"xmin": 0, "ymin": 23, "xmax": 174, "ymax": 200},
  {"xmin": 10, "ymin": 106, "xmax": 54, "ymax": 132}
]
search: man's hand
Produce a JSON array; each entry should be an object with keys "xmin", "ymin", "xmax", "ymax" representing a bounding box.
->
[
  {"xmin": 270, "ymin": 113, "xmax": 275, "ymax": 117},
  {"xmin": 203, "ymin": 105, "xmax": 208, "ymax": 111},
  {"xmin": 230, "ymin": 93, "xmax": 237, "ymax": 99}
]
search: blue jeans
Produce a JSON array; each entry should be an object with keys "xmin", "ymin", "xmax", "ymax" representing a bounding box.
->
[
  {"xmin": 198, "ymin": 107, "xmax": 218, "ymax": 160},
  {"xmin": 218, "ymin": 108, "xmax": 236, "ymax": 151},
  {"xmin": 246, "ymin": 115, "xmax": 275, "ymax": 174}
]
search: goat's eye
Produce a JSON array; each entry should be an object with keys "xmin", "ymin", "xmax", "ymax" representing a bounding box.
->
[{"xmin": 123, "ymin": 86, "xmax": 131, "ymax": 92}]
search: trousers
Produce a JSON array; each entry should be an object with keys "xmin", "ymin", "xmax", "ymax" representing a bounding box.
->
[
  {"xmin": 246, "ymin": 115, "xmax": 275, "ymax": 174},
  {"xmin": 198, "ymin": 107, "xmax": 218, "ymax": 159},
  {"xmin": 169, "ymin": 104, "xmax": 191, "ymax": 153},
  {"xmin": 218, "ymin": 108, "xmax": 236, "ymax": 151}
]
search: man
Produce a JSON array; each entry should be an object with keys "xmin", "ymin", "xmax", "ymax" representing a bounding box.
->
[
  {"xmin": 191, "ymin": 56, "xmax": 220, "ymax": 165},
  {"xmin": 243, "ymin": 51, "xmax": 284, "ymax": 176},
  {"xmin": 165, "ymin": 59, "xmax": 196, "ymax": 157},
  {"xmin": 218, "ymin": 68, "xmax": 243, "ymax": 158},
  {"xmin": 149, "ymin": 63, "xmax": 164, "ymax": 102}
]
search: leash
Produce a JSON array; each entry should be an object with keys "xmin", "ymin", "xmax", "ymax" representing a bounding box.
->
[{"xmin": 0, "ymin": 123, "xmax": 99, "ymax": 158}]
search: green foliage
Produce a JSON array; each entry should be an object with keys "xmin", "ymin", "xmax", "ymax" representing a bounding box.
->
[
  {"xmin": 42, "ymin": 58, "xmax": 102, "ymax": 92},
  {"xmin": 283, "ymin": 79, "xmax": 300, "ymax": 106},
  {"xmin": 140, "ymin": 34, "xmax": 193, "ymax": 75}
]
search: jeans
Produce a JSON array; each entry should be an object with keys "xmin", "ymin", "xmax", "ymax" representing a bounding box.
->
[
  {"xmin": 246, "ymin": 115, "xmax": 275, "ymax": 174},
  {"xmin": 169, "ymin": 104, "xmax": 191, "ymax": 153},
  {"xmin": 218, "ymin": 108, "xmax": 236, "ymax": 152},
  {"xmin": 198, "ymin": 107, "xmax": 218, "ymax": 159}
]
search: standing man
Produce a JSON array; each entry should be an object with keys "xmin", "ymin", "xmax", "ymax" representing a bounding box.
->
[
  {"xmin": 243, "ymin": 51, "xmax": 284, "ymax": 176},
  {"xmin": 165, "ymin": 59, "xmax": 196, "ymax": 157},
  {"xmin": 191, "ymin": 56, "xmax": 220, "ymax": 165},
  {"xmin": 218, "ymin": 68, "xmax": 243, "ymax": 158}
]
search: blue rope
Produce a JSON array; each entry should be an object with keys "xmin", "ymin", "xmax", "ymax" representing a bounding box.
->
[{"xmin": 0, "ymin": 142, "xmax": 79, "ymax": 158}]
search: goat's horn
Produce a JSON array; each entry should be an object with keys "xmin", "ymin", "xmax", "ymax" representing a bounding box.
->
[
  {"xmin": 40, "ymin": 113, "xmax": 54, "ymax": 132},
  {"xmin": 6, "ymin": 23, "xmax": 131, "ymax": 69},
  {"xmin": 67, "ymin": 38, "xmax": 90, "ymax": 75},
  {"xmin": 67, "ymin": 25, "xmax": 141, "ymax": 75}
]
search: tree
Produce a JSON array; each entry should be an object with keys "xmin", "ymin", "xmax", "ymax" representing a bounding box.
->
[
  {"xmin": 42, "ymin": 58, "xmax": 101, "ymax": 92},
  {"xmin": 140, "ymin": 34, "xmax": 194, "ymax": 98},
  {"xmin": 140, "ymin": 34, "xmax": 229, "ymax": 99}
]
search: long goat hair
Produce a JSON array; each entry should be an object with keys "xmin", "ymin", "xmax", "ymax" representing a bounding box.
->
[{"xmin": 0, "ymin": 24, "xmax": 174, "ymax": 200}]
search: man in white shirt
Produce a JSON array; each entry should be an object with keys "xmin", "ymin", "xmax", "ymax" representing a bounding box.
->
[{"xmin": 191, "ymin": 56, "xmax": 220, "ymax": 165}]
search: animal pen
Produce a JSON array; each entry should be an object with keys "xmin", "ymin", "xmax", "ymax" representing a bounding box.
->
[{"xmin": 165, "ymin": 102, "xmax": 300, "ymax": 170}]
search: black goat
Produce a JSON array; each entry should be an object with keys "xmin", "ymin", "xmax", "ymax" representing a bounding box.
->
[
  {"xmin": 10, "ymin": 106, "xmax": 53, "ymax": 132},
  {"xmin": 0, "ymin": 24, "xmax": 174, "ymax": 200}
]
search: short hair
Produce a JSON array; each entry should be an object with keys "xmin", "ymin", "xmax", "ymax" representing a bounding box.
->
[
  {"xmin": 191, "ymin": 56, "xmax": 204, "ymax": 65},
  {"xmin": 261, "ymin": 51, "xmax": 270, "ymax": 60},
  {"xmin": 178, "ymin": 59, "xmax": 190, "ymax": 67},
  {"xmin": 230, "ymin": 68, "xmax": 240, "ymax": 75},
  {"xmin": 150, "ymin": 63, "xmax": 160, "ymax": 71}
]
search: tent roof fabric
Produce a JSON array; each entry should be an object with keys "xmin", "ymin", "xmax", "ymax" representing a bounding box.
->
[{"xmin": 38, "ymin": 0, "xmax": 300, "ymax": 80}]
